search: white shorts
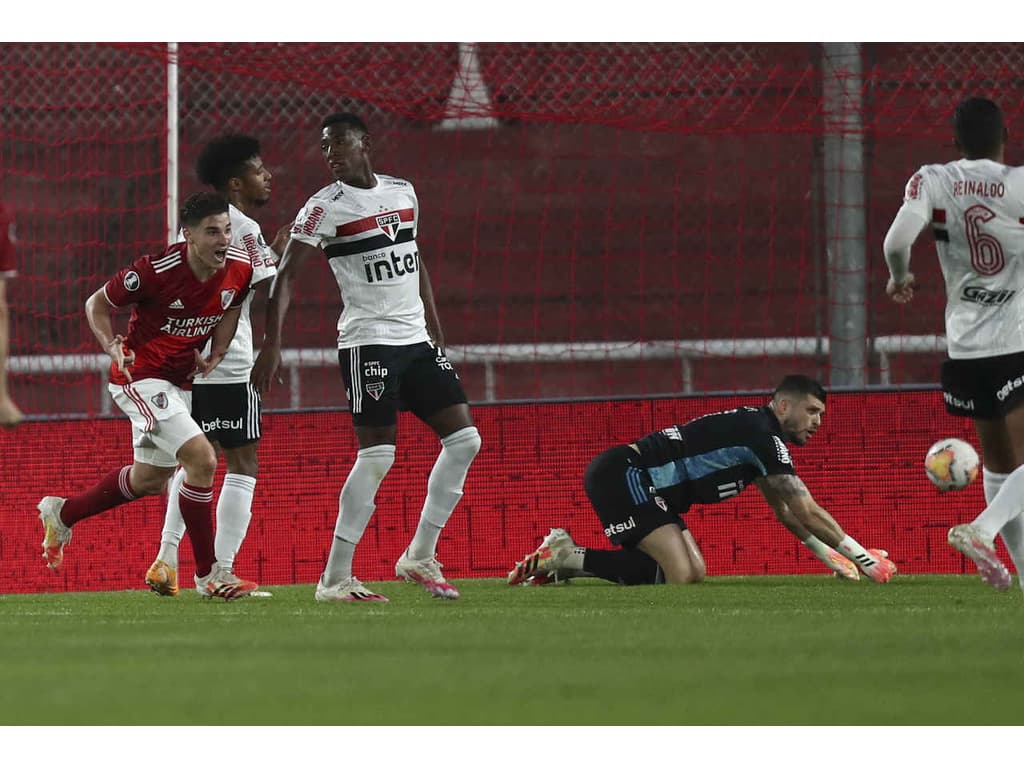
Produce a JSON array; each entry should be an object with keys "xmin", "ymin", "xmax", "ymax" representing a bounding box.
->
[{"xmin": 109, "ymin": 378, "xmax": 203, "ymax": 468}]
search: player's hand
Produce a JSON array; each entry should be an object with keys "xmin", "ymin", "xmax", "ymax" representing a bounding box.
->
[
  {"xmin": 270, "ymin": 222, "xmax": 293, "ymax": 262},
  {"xmin": 188, "ymin": 348, "xmax": 219, "ymax": 380},
  {"xmin": 108, "ymin": 335, "xmax": 135, "ymax": 382},
  {"xmin": 886, "ymin": 273, "xmax": 915, "ymax": 304},
  {"xmin": 251, "ymin": 345, "xmax": 282, "ymax": 394}
]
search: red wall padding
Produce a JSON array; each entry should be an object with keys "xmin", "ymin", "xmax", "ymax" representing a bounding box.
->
[{"xmin": 0, "ymin": 391, "xmax": 993, "ymax": 594}]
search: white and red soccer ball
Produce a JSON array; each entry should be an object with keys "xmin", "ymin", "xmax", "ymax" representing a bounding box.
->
[{"xmin": 924, "ymin": 438, "xmax": 979, "ymax": 491}]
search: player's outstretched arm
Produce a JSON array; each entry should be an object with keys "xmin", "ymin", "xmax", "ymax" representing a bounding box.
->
[
  {"xmin": 85, "ymin": 286, "xmax": 134, "ymax": 381},
  {"xmin": 251, "ymin": 238, "xmax": 317, "ymax": 393},
  {"xmin": 755, "ymin": 474, "xmax": 896, "ymax": 583},
  {"xmin": 418, "ymin": 254, "xmax": 444, "ymax": 350}
]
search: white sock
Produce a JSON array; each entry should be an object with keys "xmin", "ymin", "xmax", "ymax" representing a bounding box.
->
[
  {"xmin": 566, "ymin": 546, "xmax": 586, "ymax": 571},
  {"xmin": 801, "ymin": 534, "xmax": 838, "ymax": 567},
  {"xmin": 321, "ymin": 444, "xmax": 395, "ymax": 586},
  {"xmin": 214, "ymin": 473, "xmax": 256, "ymax": 570},
  {"xmin": 408, "ymin": 426, "xmax": 481, "ymax": 560},
  {"xmin": 999, "ymin": 514, "xmax": 1024, "ymax": 591},
  {"xmin": 972, "ymin": 464, "xmax": 1024, "ymax": 541},
  {"xmin": 983, "ymin": 468, "xmax": 1010, "ymax": 505},
  {"xmin": 836, "ymin": 535, "xmax": 878, "ymax": 570},
  {"xmin": 158, "ymin": 466, "xmax": 187, "ymax": 568}
]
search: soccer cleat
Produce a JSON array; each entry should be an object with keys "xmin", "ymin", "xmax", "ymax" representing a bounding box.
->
[
  {"xmin": 826, "ymin": 548, "xmax": 860, "ymax": 581},
  {"xmin": 145, "ymin": 559, "xmax": 179, "ymax": 597},
  {"xmin": 948, "ymin": 524, "xmax": 1012, "ymax": 591},
  {"xmin": 523, "ymin": 569, "xmax": 575, "ymax": 586},
  {"xmin": 507, "ymin": 527, "xmax": 575, "ymax": 586},
  {"xmin": 314, "ymin": 576, "xmax": 390, "ymax": 603},
  {"xmin": 37, "ymin": 496, "xmax": 72, "ymax": 571},
  {"xmin": 194, "ymin": 565, "xmax": 259, "ymax": 601},
  {"xmin": 861, "ymin": 549, "xmax": 898, "ymax": 584},
  {"xmin": 395, "ymin": 550, "xmax": 460, "ymax": 599}
]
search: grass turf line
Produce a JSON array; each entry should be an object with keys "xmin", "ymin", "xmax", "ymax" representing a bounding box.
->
[{"xmin": 1, "ymin": 575, "xmax": 1021, "ymax": 725}]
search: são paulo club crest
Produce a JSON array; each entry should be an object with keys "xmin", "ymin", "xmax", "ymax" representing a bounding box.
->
[
  {"xmin": 220, "ymin": 289, "xmax": 236, "ymax": 310},
  {"xmin": 375, "ymin": 212, "xmax": 402, "ymax": 241},
  {"xmin": 365, "ymin": 381, "xmax": 385, "ymax": 400},
  {"xmin": 150, "ymin": 392, "xmax": 168, "ymax": 409}
]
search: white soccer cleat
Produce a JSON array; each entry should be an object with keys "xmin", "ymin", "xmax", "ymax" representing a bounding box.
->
[
  {"xmin": 508, "ymin": 527, "xmax": 576, "ymax": 585},
  {"xmin": 314, "ymin": 576, "xmax": 389, "ymax": 603},
  {"xmin": 948, "ymin": 524, "xmax": 1012, "ymax": 591},
  {"xmin": 194, "ymin": 564, "xmax": 259, "ymax": 601},
  {"xmin": 37, "ymin": 496, "xmax": 72, "ymax": 571},
  {"xmin": 395, "ymin": 550, "xmax": 460, "ymax": 599}
]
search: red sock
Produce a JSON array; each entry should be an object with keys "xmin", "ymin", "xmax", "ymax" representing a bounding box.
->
[
  {"xmin": 178, "ymin": 482, "xmax": 215, "ymax": 577},
  {"xmin": 60, "ymin": 465, "xmax": 137, "ymax": 526}
]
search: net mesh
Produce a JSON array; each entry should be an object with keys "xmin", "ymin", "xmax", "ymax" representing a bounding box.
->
[{"xmin": 1, "ymin": 43, "xmax": 1021, "ymax": 591}]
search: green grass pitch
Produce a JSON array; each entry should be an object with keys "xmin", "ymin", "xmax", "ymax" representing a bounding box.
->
[{"xmin": 1, "ymin": 575, "xmax": 1021, "ymax": 725}]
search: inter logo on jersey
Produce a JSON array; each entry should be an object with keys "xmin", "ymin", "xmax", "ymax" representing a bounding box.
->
[
  {"xmin": 220, "ymin": 289, "xmax": 236, "ymax": 310},
  {"xmin": 375, "ymin": 212, "xmax": 402, "ymax": 241}
]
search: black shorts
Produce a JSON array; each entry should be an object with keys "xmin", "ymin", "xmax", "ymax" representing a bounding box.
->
[
  {"xmin": 584, "ymin": 445, "xmax": 687, "ymax": 548},
  {"xmin": 191, "ymin": 382, "xmax": 262, "ymax": 449},
  {"xmin": 941, "ymin": 350, "xmax": 1024, "ymax": 420},
  {"xmin": 338, "ymin": 342, "xmax": 468, "ymax": 427}
]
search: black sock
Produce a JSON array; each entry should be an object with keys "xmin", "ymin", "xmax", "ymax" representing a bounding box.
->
[{"xmin": 582, "ymin": 548, "xmax": 662, "ymax": 585}]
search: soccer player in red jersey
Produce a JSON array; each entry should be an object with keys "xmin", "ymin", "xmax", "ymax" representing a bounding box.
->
[
  {"xmin": 0, "ymin": 200, "xmax": 23, "ymax": 428},
  {"xmin": 36, "ymin": 192, "xmax": 260, "ymax": 600}
]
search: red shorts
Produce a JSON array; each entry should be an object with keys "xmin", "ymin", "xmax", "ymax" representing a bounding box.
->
[{"xmin": 0, "ymin": 202, "xmax": 16, "ymax": 278}]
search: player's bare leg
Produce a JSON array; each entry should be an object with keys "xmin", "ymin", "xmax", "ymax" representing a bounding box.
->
[
  {"xmin": 396, "ymin": 403, "xmax": 479, "ymax": 599},
  {"xmin": 0, "ymin": 279, "xmax": 23, "ymax": 428},
  {"xmin": 637, "ymin": 524, "xmax": 706, "ymax": 584}
]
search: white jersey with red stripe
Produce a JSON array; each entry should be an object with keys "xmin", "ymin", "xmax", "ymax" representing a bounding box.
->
[
  {"xmin": 899, "ymin": 158, "xmax": 1024, "ymax": 358},
  {"xmin": 195, "ymin": 204, "xmax": 277, "ymax": 384},
  {"xmin": 290, "ymin": 173, "xmax": 428, "ymax": 348}
]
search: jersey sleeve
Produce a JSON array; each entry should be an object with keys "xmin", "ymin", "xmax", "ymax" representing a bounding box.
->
[
  {"xmin": 290, "ymin": 198, "xmax": 333, "ymax": 247},
  {"xmin": 237, "ymin": 224, "xmax": 277, "ymax": 285},
  {"xmin": 898, "ymin": 165, "xmax": 932, "ymax": 222},
  {"xmin": 754, "ymin": 433, "xmax": 797, "ymax": 476},
  {"xmin": 102, "ymin": 255, "xmax": 157, "ymax": 308},
  {"xmin": 411, "ymin": 186, "xmax": 420, "ymax": 239}
]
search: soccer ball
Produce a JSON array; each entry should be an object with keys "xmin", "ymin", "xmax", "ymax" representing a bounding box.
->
[{"xmin": 924, "ymin": 438, "xmax": 979, "ymax": 491}]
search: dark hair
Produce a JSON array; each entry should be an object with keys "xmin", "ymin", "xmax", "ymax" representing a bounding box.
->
[
  {"xmin": 954, "ymin": 97, "xmax": 1004, "ymax": 158},
  {"xmin": 321, "ymin": 112, "xmax": 369, "ymax": 135},
  {"xmin": 195, "ymin": 134, "xmax": 262, "ymax": 191},
  {"xmin": 180, "ymin": 191, "xmax": 229, "ymax": 227},
  {"xmin": 772, "ymin": 374, "xmax": 826, "ymax": 404}
]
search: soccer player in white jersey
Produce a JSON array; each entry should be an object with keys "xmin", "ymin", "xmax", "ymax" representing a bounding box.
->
[
  {"xmin": 145, "ymin": 135, "xmax": 287, "ymax": 597},
  {"xmin": 252, "ymin": 112, "xmax": 481, "ymax": 603},
  {"xmin": 884, "ymin": 96, "xmax": 1024, "ymax": 592}
]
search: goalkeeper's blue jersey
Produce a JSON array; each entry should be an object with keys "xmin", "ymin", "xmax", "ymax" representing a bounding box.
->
[{"xmin": 632, "ymin": 405, "xmax": 796, "ymax": 509}]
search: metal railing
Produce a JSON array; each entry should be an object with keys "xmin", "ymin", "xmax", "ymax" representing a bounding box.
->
[{"xmin": 8, "ymin": 335, "xmax": 946, "ymax": 414}]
